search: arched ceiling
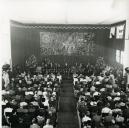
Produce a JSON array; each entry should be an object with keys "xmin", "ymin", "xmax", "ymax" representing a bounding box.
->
[{"xmin": 0, "ymin": 0, "xmax": 128, "ymax": 24}]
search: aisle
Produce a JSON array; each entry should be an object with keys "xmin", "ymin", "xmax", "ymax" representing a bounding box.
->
[{"xmin": 57, "ymin": 79, "xmax": 79, "ymax": 128}]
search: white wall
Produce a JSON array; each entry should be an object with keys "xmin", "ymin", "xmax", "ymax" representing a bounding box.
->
[
  {"xmin": 0, "ymin": 12, "xmax": 11, "ymax": 126},
  {"xmin": 0, "ymin": 19, "xmax": 11, "ymax": 67},
  {"xmin": 0, "ymin": 1, "xmax": 11, "ymax": 67}
]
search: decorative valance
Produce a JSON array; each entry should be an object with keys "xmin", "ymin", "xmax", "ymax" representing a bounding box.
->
[{"xmin": 11, "ymin": 21, "xmax": 110, "ymax": 30}]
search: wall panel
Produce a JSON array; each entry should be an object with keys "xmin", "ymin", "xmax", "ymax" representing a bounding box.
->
[{"xmin": 11, "ymin": 21, "xmax": 119, "ymax": 66}]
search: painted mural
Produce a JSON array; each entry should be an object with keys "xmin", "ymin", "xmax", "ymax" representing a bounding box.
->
[{"xmin": 40, "ymin": 32, "xmax": 96, "ymax": 56}]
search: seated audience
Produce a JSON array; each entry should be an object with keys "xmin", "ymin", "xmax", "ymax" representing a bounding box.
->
[
  {"xmin": 2, "ymin": 60, "xmax": 62, "ymax": 128},
  {"xmin": 73, "ymin": 57, "xmax": 128, "ymax": 128},
  {"xmin": 2, "ymin": 57, "xmax": 128, "ymax": 128}
]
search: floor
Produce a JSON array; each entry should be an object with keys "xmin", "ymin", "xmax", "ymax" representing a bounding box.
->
[{"xmin": 57, "ymin": 78, "xmax": 79, "ymax": 128}]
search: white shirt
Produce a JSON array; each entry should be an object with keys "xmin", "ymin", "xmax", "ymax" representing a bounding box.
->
[
  {"xmin": 43, "ymin": 91, "xmax": 47, "ymax": 98},
  {"xmin": 82, "ymin": 115, "xmax": 91, "ymax": 123},
  {"xmin": 57, "ymin": 75, "xmax": 62, "ymax": 82},
  {"xmin": 43, "ymin": 124, "xmax": 53, "ymax": 128},
  {"xmin": 43, "ymin": 99, "xmax": 49, "ymax": 107}
]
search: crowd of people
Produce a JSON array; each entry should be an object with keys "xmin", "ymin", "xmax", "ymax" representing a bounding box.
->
[
  {"xmin": 2, "ymin": 57, "xmax": 129, "ymax": 128},
  {"xmin": 2, "ymin": 62, "xmax": 62, "ymax": 128},
  {"xmin": 73, "ymin": 57, "xmax": 129, "ymax": 128},
  {"xmin": 25, "ymin": 58, "xmax": 72, "ymax": 76}
]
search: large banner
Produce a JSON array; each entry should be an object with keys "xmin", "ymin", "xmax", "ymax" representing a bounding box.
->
[
  {"xmin": 116, "ymin": 25, "xmax": 125, "ymax": 39},
  {"xmin": 40, "ymin": 31, "xmax": 96, "ymax": 56}
]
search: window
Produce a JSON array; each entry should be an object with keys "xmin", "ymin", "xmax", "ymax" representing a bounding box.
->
[
  {"xmin": 121, "ymin": 51, "xmax": 124, "ymax": 64},
  {"xmin": 116, "ymin": 50, "xmax": 123, "ymax": 64}
]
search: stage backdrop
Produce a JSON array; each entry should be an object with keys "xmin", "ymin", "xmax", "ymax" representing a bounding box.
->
[
  {"xmin": 40, "ymin": 31, "xmax": 96, "ymax": 56},
  {"xmin": 10, "ymin": 20, "xmax": 125, "ymax": 67}
]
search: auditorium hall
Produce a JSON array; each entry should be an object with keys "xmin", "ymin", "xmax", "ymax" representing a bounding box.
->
[{"xmin": 1, "ymin": 0, "xmax": 129, "ymax": 128}]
